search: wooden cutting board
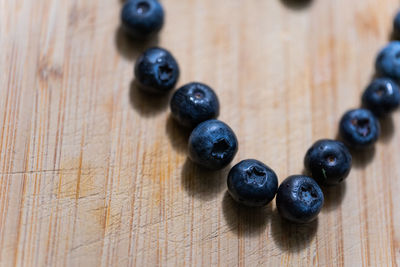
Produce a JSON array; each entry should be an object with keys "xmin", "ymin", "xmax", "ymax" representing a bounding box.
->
[{"xmin": 1, "ymin": 0, "xmax": 399, "ymax": 266}]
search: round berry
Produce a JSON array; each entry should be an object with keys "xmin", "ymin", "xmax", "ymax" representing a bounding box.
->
[
  {"xmin": 170, "ymin": 82, "xmax": 220, "ymax": 128},
  {"xmin": 121, "ymin": 0, "xmax": 164, "ymax": 39},
  {"xmin": 339, "ymin": 109, "xmax": 380, "ymax": 149},
  {"xmin": 362, "ymin": 78, "xmax": 400, "ymax": 117},
  {"xmin": 227, "ymin": 159, "xmax": 278, "ymax": 207},
  {"xmin": 304, "ymin": 139, "xmax": 352, "ymax": 186},
  {"xmin": 276, "ymin": 175, "xmax": 324, "ymax": 224},
  {"xmin": 188, "ymin": 120, "xmax": 238, "ymax": 170},
  {"xmin": 375, "ymin": 42, "xmax": 400, "ymax": 80},
  {"xmin": 134, "ymin": 47, "xmax": 179, "ymax": 94}
]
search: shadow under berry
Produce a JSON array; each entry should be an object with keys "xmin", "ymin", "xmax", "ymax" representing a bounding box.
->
[
  {"xmin": 181, "ymin": 159, "xmax": 228, "ymax": 201},
  {"xmin": 165, "ymin": 115, "xmax": 191, "ymax": 153},
  {"xmin": 321, "ymin": 182, "xmax": 346, "ymax": 213},
  {"xmin": 115, "ymin": 26, "xmax": 159, "ymax": 61},
  {"xmin": 349, "ymin": 146, "xmax": 376, "ymax": 169},
  {"xmin": 335, "ymin": 133, "xmax": 376, "ymax": 169},
  {"xmin": 271, "ymin": 209, "xmax": 318, "ymax": 252},
  {"xmin": 222, "ymin": 191, "xmax": 272, "ymax": 237},
  {"xmin": 389, "ymin": 30, "xmax": 400, "ymax": 42},
  {"xmin": 129, "ymin": 80, "xmax": 170, "ymax": 117},
  {"xmin": 379, "ymin": 115, "xmax": 395, "ymax": 143},
  {"xmin": 280, "ymin": 0, "xmax": 313, "ymax": 10}
]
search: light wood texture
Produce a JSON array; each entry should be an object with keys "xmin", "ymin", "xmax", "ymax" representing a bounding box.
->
[{"xmin": 1, "ymin": 0, "xmax": 400, "ymax": 266}]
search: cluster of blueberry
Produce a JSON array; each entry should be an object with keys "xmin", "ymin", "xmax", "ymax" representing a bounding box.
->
[{"xmin": 121, "ymin": 0, "xmax": 400, "ymax": 224}]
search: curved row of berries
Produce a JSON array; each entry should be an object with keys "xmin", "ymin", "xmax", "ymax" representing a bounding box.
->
[{"xmin": 120, "ymin": 0, "xmax": 400, "ymax": 223}]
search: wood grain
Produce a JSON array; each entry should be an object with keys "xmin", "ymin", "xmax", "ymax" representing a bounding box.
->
[{"xmin": 1, "ymin": 0, "xmax": 400, "ymax": 266}]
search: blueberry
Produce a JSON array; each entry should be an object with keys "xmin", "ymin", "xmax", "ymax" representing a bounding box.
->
[
  {"xmin": 276, "ymin": 175, "xmax": 324, "ymax": 224},
  {"xmin": 121, "ymin": 0, "xmax": 164, "ymax": 39},
  {"xmin": 393, "ymin": 11, "xmax": 400, "ymax": 37},
  {"xmin": 134, "ymin": 47, "xmax": 179, "ymax": 94},
  {"xmin": 375, "ymin": 42, "xmax": 400, "ymax": 80},
  {"xmin": 188, "ymin": 120, "xmax": 238, "ymax": 170},
  {"xmin": 227, "ymin": 159, "xmax": 278, "ymax": 207},
  {"xmin": 339, "ymin": 109, "xmax": 380, "ymax": 149},
  {"xmin": 170, "ymin": 82, "xmax": 220, "ymax": 128},
  {"xmin": 304, "ymin": 139, "xmax": 352, "ymax": 186},
  {"xmin": 362, "ymin": 78, "xmax": 400, "ymax": 117}
]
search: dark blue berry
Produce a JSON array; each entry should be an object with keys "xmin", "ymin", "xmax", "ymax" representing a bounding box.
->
[
  {"xmin": 393, "ymin": 11, "xmax": 400, "ymax": 37},
  {"xmin": 121, "ymin": 0, "xmax": 164, "ymax": 39},
  {"xmin": 339, "ymin": 109, "xmax": 380, "ymax": 149},
  {"xmin": 362, "ymin": 78, "xmax": 400, "ymax": 117},
  {"xmin": 304, "ymin": 139, "xmax": 352, "ymax": 186},
  {"xmin": 170, "ymin": 82, "xmax": 220, "ymax": 128},
  {"xmin": 227, "ymin": 159, "xmax": 278, "ymax": 207},
  {"xmin": 276, "ymin": 175, "xmax": 324, "ymax": 224},
  {"xmin": 375, "ymin": 42, "xmax": 400, "ymax": 81},
  {"xmin": 134, "ymin": 47, "xmax": 179, "ymax": 94},
  {"xmin": 188, "ymin": 120, "xmax": 238, "ymax": 170}
]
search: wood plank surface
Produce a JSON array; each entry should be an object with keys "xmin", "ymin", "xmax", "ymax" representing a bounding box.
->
[{"xmin": 1, "ymin": 0, "xmax": 400, "ymax": 266}]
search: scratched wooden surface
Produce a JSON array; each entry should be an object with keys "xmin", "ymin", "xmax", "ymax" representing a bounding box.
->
[{"xmin": 1, "ymin": 0, "xmax": 400, "ymax": 266}]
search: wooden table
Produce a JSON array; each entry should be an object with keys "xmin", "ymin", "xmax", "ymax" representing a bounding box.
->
[{"xmin": 1, "ymin": 0, "xmax": 399, "ymax": 266}]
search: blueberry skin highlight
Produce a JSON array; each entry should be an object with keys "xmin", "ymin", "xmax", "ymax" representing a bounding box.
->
[
  {"xmin": 188, "ymin": 120, "xmax": 238, "ymax": 170},
  {"xmin": 375, "ymin": 42, "xmax": 400, "ymax": 81},
  {"xmin": 227, "ymin": 159, "xmax": 278, "ymax": 207},
  {"xmin": 362, "ymin": 78, "xmax": 400, "ymax": 117},
  {"xmin": 134, "ymin": 47, "xmax": 179, "ymax": 94},
  {"xmin": 170, "ymin": 82, "xmax": 220, "ymax": 128},
  {"xmin": 304, "ymin": 139, "xmax": 352, "ymax": 186},
  {"xmin": 121, "ymin": 0, "xmax": 164, "ymax": 39},
  {"xmin": 276, "ymin": 175, "xmax": 324, "ymax": 224},
  {"xmin": 339, "ymin": 109, "xmax": 380, "ymax": 149}
]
